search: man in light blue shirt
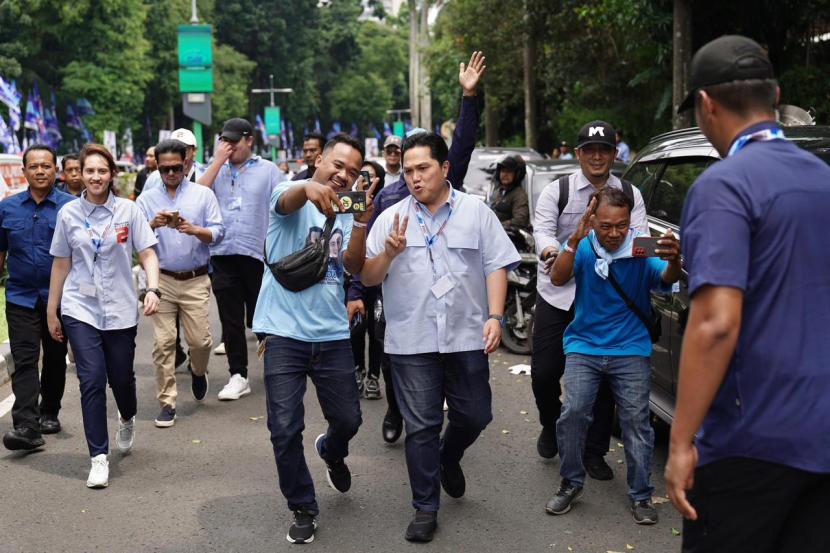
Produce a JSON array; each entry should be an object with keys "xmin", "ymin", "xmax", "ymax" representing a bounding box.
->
[
  {"xmin": 362, "ymin": 132, "xmax": 520, "ymax": 543},
  {"xmin": 252, "ymin": 134, "xmax": 373, "ymax": 545},
  {"xmin": 136, "ymin": 139, "xmax": 224, "ymax": 428},
  {"xmin": 196, "ymin": 118, "xmax": 284, "ymax": 401}
]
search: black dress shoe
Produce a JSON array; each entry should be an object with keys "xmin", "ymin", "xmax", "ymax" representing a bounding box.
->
[
  {"xmin": 584, "ymin": 453, "xmax": 614, "ymax": 480},
  {"xmin": 537, "ymin": 426, "xmax": 558, "ymax": 458},
  {"xmin": 3, "ymin": 427, "xmax": 45, "ymax": 451},
  {"xmin": 440, "ymin": 461, "xmax": 466, "ymax": 498},
  {"xmin": 405, "ymin": 510, "xmax": 437, "ymax": 542},
  {"xmin": 382, "ymin": 410, "xmax": 403, "ymax": 443},
  {"xmin": 39, "ymin": 415, "xmax": 61, "ymax": 435}
]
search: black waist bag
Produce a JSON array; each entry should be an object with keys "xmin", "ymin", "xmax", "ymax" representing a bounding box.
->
[{"xmin": 266, "ymin": 216, "xmax": 335, "ymax": 292}]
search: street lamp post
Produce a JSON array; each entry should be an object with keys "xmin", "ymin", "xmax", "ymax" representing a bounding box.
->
[{"xmin": 251, "ymin": 74, "xmax": 293, "ymax": 161}]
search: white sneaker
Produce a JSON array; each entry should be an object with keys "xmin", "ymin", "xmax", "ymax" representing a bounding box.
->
[
  {"xmin": 217, "ymin": 374, "xmax": 251, "ymax": 401},
  {"xmin": 86, "ymin": 454, "xmax": 109, "ymax": 488},
  {"xmin": 213, "ymin": 342, "xmax": 226, "ymax": 355},
  {"xmin": 116, "ymin": 416, "xmax": 135, "ymax": 454}
]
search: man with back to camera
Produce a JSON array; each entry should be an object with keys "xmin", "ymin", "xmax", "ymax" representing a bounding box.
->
[
  {"xmin": 292, "ymin": 132, "xmax": 325, "ymax": 181},
  {"xmin": 531, "ymin": 120, "xmax": 648, "ymax": 479},
  {"xmin": 361, "ymin": 132, "xmax": 520, "ymax": 543},
  {"xmin": 665, "ymin": 35, "xmax": 830, "ymax": 553},
  {"xmin": 252, "ymin": 133, "xmax": 374, "ymax": 545}
]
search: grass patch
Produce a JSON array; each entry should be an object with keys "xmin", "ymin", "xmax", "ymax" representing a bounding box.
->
[{"xmin": 0, "ymin": 288, "xmax": 7, "ymax": 343}]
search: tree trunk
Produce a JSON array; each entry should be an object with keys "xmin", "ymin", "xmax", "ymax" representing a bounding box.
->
[
  {"xmin": 484, "ymin": 83, "xmax": 498, "ymax": 147},
  {"xmin": 408, "ymin": 0, "xmax": 420, "ymax": 128},
  {"xmin": 418, "ymin": 0, "xmax": 432, "ymax": 131},
  {"xmin": 523, "ymin": 0, "xmax": 538, "ymax": 149},
  {"xmin": 672, "ymin": 0, "xmax": 692, "ymax": 129}
]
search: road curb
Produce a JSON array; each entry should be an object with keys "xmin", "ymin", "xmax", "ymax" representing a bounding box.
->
[{"xmin": 0, "ymin": 340, "xmax": 13, "ymax": 388}]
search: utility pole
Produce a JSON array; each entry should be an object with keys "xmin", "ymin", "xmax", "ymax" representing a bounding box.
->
[
  {"xmin": 523, "ymin": 0, "xmax": 538, "ymax": 149},
  {"xmin": 418, "ymin": 0, "xmax": 432, "ymax": 131},
  {"xmin": 672, "ymin": 0, "xmax": 692, "ymax": 129},
  {"xmin": 408, "ymin": 0, "xmax": 420, "ymax": 127},
  {"xmin": 251, "ymin": 74, "xmax": 293, "ymax": 161}
]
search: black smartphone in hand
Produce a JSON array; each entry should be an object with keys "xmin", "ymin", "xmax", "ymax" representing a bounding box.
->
[{"xmin": 337, "ymin": 191, "xmax": 367, "ymax": 213}]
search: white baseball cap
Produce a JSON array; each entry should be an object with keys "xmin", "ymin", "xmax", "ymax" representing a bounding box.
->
[{"xmin": 170, "ymin": 128, "xmax": 198, "ymax": 147}]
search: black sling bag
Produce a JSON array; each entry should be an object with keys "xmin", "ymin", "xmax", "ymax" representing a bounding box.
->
[{"xmin": 265, "ymin": 216, "xmax": 336, "ymax": 292}]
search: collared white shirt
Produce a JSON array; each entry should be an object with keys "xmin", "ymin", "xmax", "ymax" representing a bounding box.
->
[
  {"xmin": 384, "ymin": 169, "xmax": 402, "ymax": 188},
  {"xmin": 532, "ymin": 170, "xmax": 647, "ymax": 310},
  {"xmin": 50, "ymin": 191, "xmax": 158, "ymax": 330},
  {"xmin": 367, "ymin": 187, "xmax": 521, "ymax": 355}
]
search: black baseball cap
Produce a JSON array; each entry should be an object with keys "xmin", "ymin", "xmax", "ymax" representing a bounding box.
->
[
  {"xmin": 576, "ymin": 120, "xmax": 616, "ymax": 149},
  {"xmin": 678, "ymin": 35, "xmax": 774, "ymax": 113},
  {"xmin": 220, "ymin": 118, "xmax": 254, "ymax": 142}
]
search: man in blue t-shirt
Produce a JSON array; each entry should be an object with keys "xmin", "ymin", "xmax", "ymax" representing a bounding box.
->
[
  {"xmin": 546, "ymin": 187, "xmax": 681, "ymax": 524},
  {"xmin": 252, "ymin": 134, "xmax": 374, "ymax": 546},
  {"xmin": 665, "ymin": 35, "xmax": 830, "ymax": 553}
]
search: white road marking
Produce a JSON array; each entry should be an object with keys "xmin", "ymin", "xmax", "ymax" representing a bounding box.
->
[{"xmin": 0, "ymin": 393, "xmax": 15, "ymax": 418}]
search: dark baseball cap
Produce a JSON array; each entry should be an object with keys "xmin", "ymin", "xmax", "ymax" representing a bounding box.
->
[
  {"xmin": 220, "ymin": 118, "xmax": 254, "ymax": 142},
  {"xmin": 678, "ymin": 35, "xmax": 775, "ymax": 113},
  {"xmin": 576, "ymin": 120, "xmax": 616, "ymax": 149}
]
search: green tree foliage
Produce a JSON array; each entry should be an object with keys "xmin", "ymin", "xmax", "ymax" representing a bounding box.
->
[{"xmin": 212, "ymin": 44, "xmax": 256, "ymax": 126}]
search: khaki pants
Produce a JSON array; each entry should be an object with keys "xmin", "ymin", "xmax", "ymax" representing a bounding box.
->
[{"xmin": 153, "ymin": 273, "xmax": 213, "ymax": 408}]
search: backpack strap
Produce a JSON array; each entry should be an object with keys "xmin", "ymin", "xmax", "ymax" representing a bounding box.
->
[
  {"xmin": 557, "ymin": 175, "xmax": 569, "ymax": 215},
  {"xmin": 621, "ymin": 179, "xmax": 634, "ymax": 207}
]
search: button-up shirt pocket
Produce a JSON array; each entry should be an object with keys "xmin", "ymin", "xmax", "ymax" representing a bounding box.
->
[
  {"xmin": 557, "ymin": 204, "xmax": 585, "ymax": 241},
  {"xmin": 446, "ymin": 234, "xmax": 481, "ymax": 273}
]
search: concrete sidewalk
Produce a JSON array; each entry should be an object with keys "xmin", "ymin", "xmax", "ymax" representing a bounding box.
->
[{"xmin": 0, "ymin": 340, "xmax": 13, "ymax": 388}]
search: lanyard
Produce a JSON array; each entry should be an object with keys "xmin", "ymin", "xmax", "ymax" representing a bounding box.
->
[
  {"xmin": 227, "ymin": 158, "xmax": 256, "ymax": 186},
  {"xmin": 84, "ymin": 209, "xmax": 115, "ymax": 263},
  {"xmin": 412, "ymin": 188, "xmax": 456, "ymax": 277},
  {"xmin": 727, "ymin": 127, "xmax": 786, "ymax": 157}
]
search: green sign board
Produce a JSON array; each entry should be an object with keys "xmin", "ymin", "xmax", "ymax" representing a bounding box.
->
[
  {"xmin": 393, "ymin": 121, "xmax": 405, "ymax": 138},
  {"xmin": 179, "ymin": 68, "xmax": 213, "ymax": 93},
  {"xmin": 178, "ymin": 25, "xmax": 213, "ymax": 67},
  {"xmin": 265, "ymin": 106, "xmax": 282, "ymax": 137}
]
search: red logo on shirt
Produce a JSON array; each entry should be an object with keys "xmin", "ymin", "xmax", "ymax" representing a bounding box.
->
[{"xmin": 115, "ymin": 224, "xmax": 129, "ymax": 244}]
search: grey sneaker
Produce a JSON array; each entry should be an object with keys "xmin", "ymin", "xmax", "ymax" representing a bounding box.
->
[
  {"xmin": 363, "ymin": 377, "xmax": 382, "ymax": 400},
  {"xmin": 545, "ymin": 479, "xmax": 583, "ymax": 515},
  {"xmin": 116, "ymin": 416, "xmax": 135, "ymax": 454},
  {"xmin": 631, "ymin": 499, "xmax": 659, "ymax": 525}
]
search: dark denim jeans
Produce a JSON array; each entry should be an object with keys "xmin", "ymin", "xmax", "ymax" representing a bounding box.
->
[
  {"xmin": 557, "ymin": 353, "xmax": 654, "ymax": 501},
  {"xmin": 390, "ymin": 350, "xmax": 493, "ymax": 512},
  {"xmin": 263, "ymin": 335, "xmax": 362, "ymax": 514}
]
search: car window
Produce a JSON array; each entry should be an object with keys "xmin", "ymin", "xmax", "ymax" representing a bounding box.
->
[
  {"xmin": 622, "ymin": 161, "xmax": 664, "ymax": 208},
  {"xmin": 649, "ymin": 159, "xmax": 713, "ymax": 226}
]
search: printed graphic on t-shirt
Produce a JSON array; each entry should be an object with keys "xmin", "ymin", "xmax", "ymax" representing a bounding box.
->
[{"xmin": 304, "ymin": 226, "xmax": 343, "ymax": 284}]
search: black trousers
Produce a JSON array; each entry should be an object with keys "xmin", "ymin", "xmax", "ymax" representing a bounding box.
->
[
  {"xmin": 210, "ymin": 255, "xmax": 263, "ymax": 378},
  {"xmin": 683, "ymin": 457, "xmax": 830, "ymax": 553},
  {"xmin": 6, "ymin": 300, "xmax": 68, "ymax": 431},
  {"xmin": 350, "ymin": 287, "xmax": 383, "ymax": 379},
  {"xmin": 530, "ymin": 296, "xmax": 614, "ymax": 457}
]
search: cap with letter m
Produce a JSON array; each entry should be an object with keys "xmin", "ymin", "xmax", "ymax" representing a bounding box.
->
[{"xmin": 576, "ymin": 120, "xmax": 616, "ymax": 149}]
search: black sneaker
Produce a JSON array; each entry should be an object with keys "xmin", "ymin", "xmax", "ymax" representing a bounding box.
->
[
  {"xmin": 545, "ymin": 479, "xmax": 583, "ymax": 515},
  {"xmin": 192, "ymin": 372, "xmax": 209, "ymax": 402},
  {"xmin": 440, "ymin": 461, "xmax": 466, "ymax": 498},
  {"xmin": 3, "ymin": 427, "xmax": 45, "ymax": 451},
  {"xmin": 405, "ymin": 510, "xmax": 437, "ymax": 542},
  {"xmin": 537, "ymin": 426, "xmax": 558, "ymax": 458},
  {"xmin": 154, "ymin": 405, "xmax": 176, "ymax": 428},
  {"xmin": 382, "ymin": 410, "xmax": 403, "ymax": 443},
  {"xmin": 315, "ymin": 433, "xmax": 351, "ymax": 492},
  {"xmin": 584, "ymin": 453, "xmax": 614, "ymax": 480},
  {"xmin": 631, "ymin": 499, "xmax": 659, "ymax": 525},
  {"xmin": 286, "ymin": 507, "xmax": 318, "ymax": 544},
  {"xmin": 363, "ymin": 377, "xmax": 382, "ymax": 400}
]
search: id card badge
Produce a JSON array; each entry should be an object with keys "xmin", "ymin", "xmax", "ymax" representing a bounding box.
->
[
  {"xmin": 228, "ymin": 197, "xmax": 242, "ymax": 211},
  {"xmin": 430, "ymin": 274, "xmax": 455, "ymax": 299},
  {"xmin": 79, "ymin": 282, "xmax": 97, "ymax": 297}
]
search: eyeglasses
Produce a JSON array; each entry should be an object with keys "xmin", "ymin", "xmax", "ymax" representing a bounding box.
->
[{"xmin": 159, "ymin": 165, "xmax": 184, "ymax": 174}]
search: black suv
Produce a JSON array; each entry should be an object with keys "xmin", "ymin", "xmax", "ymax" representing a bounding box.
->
[{"xmin": 622, "ymin": 125, "xmax": 830, "ymax": 424}]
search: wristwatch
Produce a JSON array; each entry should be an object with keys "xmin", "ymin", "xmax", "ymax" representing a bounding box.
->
[
  {"xmin": 146, "ymin": 288, "xmax": 162, "ymax": 299},
  {"xmin": 488, "ymin": 314, "xmax": 504, "ymax": 326}
]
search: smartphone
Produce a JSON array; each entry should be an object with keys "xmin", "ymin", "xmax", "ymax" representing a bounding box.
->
[
  {"xmin": 632, "ymin": 236, "xmax": 662, "ymax": 257},
  {"xmin": 337, "ymin": 191, "xmax": 367, "ymax": 213},
  {"xmin": 359, "ymin": 170, "xmax": 372, "ymax": 189},
  {"xmin": 350, "ymin": 312, "xmax": 363, "ymax": 330},
  {"xmin": 167, "ymin": 210, "xmax": 180, "ymax": 228}
]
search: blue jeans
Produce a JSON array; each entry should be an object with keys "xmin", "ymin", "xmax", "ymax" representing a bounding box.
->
[
  {"xmin": 557, "ymin": 353, "xmax": 654, "ymax": 501},
  {"xmin": 390, "ymin": 350, "xmax": 493, "ymax": 512},
  {"xmin": 262, "ymin": 336, "xmax": 362, "ymax": 514}
]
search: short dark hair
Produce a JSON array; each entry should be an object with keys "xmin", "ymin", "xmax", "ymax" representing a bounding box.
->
[
  {"xmin": 61, "ymin": 153, "xmax": 79, "ymax": 170},
  {"xmin": 363, "ymin": 160, "xmax": 386, "ymax": 197},
  {"xmin": 615, "ymin": 129, "xmax": 623, "ymax": 137},
  {"xmin": 154, "ymin": 139, "xmax": 187, "ymax": 161},
  {"xmin": 303, "ymin": 132, "xmax": 325, "ymax": 150},
  {"xmin": 701, "ymin": 78, "xmax": 778, "ymax": 117},
  {"xmin": 401, "ymin": 132, "xmax": 448, "ymax": 165},
  {"xmin": 23, "ymin": 144, "xmax": 57, "ymax": 167},
  {"xmin": 323, "ymin": 133, "xmax": 365, "ymax": 162},
  {"xmin": 591, "ymin": 186, "xmax": 633, "ymax": 213}
]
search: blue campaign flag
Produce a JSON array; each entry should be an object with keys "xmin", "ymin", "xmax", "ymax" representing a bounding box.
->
[
  {"xmin": 287, "ymin": 122, "xmax": 295, "ymax": 151},
  {"xmin": 383, "ymin": 121, "xmax": 392, "ymax": 136},
  {"xmin": 314, "ymin": 118, "xmax": 321, "ymax": 133},
  {"xmin": 404, "ymin": 119, "xmax": 413, "ymax": 133},
  {"xmin": 255, "ymin": 114, "xmax": 267, "ymax": 138},
  {"xmin": 0, "ymin": 75, "xmax": 22, "ymax": 131},
  {"xmin": 349, "ymin": 122, "xmax": 359, "ymax": 138},
  {"xmin": 0, "ymin": 113, "xmax": 21, "ymax": 154},
  {"xmin": 371, "ymin": 125, "xmax": 382, "ymax": 140},
  {"xmin": 75, "ymin": 98, "xmax": 95, "ymax": 116}
]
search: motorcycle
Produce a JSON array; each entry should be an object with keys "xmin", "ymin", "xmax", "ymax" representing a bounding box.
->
[{"xmin": 501, "ymin": 227, "xmax": 537, "ymax": 355}]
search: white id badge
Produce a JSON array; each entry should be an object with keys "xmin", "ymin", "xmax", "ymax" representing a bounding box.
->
[
  {"xmin": 79, "ymin": 283, "xmax": 97, "ymax": 297},
  {"xmin": 430, "ymin": 274, "xmax": 455, "ymax": 299},
  {"xmin": 228, "ymin": 197, "xmax": 242, "ymax": 211}
]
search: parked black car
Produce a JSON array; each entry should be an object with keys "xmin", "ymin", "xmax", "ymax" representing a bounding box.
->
[{"xmin": 624, "ymin": 125, "xmax": 830, "ymax": 424}]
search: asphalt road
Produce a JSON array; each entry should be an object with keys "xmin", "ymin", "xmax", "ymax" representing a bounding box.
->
[{"xmin": 0, "ymin": 300, "xmax": 683, "ymax": 553}]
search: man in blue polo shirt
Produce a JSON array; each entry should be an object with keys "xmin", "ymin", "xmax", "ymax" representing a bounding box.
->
[
  {"xmin": 665, "ymin": 35, "xmax": 830, "ymax": 553},
  {"xmin": 0, "ymin": 144, "xmax": 75, "ymax": 450},
  {"xmin": 546, "ymin": 187, "xmax": 680, "ymax": 524}
]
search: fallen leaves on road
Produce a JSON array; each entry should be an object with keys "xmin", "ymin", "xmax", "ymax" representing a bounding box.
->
[
  {"xmin": 501, "ymin": 429, "xmax": 510, "ymax": 434},
  {"xmin": 249, "ymin": 416, "xmax": 264, "ymax": 421},
  {"xmin": 626, "ymin": 545, "xmax": 635, "ymax": 550},
  {"xmin": 652, "ymin": 496, "xmax": 669, "ymax": 505},
  {"xmin": 191, "ymin": 439, "xmax": 202, "ymax": 444},
  {"xmin": 520, "ymin": 410, "xmax": 528, "ymax": 415},
  {"xmin": 671, "ymin": 528, "xmax": 682, "ymax": 536}
]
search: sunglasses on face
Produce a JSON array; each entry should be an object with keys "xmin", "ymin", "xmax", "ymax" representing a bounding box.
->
[{"xmin": 159, "ymin": 164, "xmax": 184, "ymax": 174}]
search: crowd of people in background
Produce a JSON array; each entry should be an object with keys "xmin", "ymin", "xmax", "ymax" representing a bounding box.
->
[{"xmin": 0, "ymin": 36, "xmax": 828, "ymax": 552}]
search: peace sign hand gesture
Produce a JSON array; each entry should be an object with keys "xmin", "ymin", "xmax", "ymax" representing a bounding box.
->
[{"xmin": 384, "ymin": 213, "xmax": 409, "ymax": 259}]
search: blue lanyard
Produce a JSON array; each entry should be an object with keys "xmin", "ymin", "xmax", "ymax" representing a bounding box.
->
[
  {"xmin": 727, "ymin": 127, "xmax": 786, "ymax": 157},
  {"xmin": 227, "ymin": 157, "xmax": 256, "ymax": 186},
  {"xmin": 412, "ymin": 188, "xmax": 456, "ymax": 277}
]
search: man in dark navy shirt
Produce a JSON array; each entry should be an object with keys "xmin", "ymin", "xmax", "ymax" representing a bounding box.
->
[
  {"xmin": 0, "ymin": 144, "xmax": 76, "ymax": 450},
  {"xmin": 666, "ymin": 35, "xmax": 830, "ymax": 553}
]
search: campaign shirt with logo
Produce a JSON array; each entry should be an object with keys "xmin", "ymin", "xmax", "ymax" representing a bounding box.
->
[
  {"xmin": 681, "ymin": 121, "xmax": 830, "ymax": 473},
  {"xmin": 252, "ymin": 180, "xmax": 353, "ymax": 342},
  {"xmin": 50, "ymin": 191, "xmax": 158, "ymax": 330}
]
